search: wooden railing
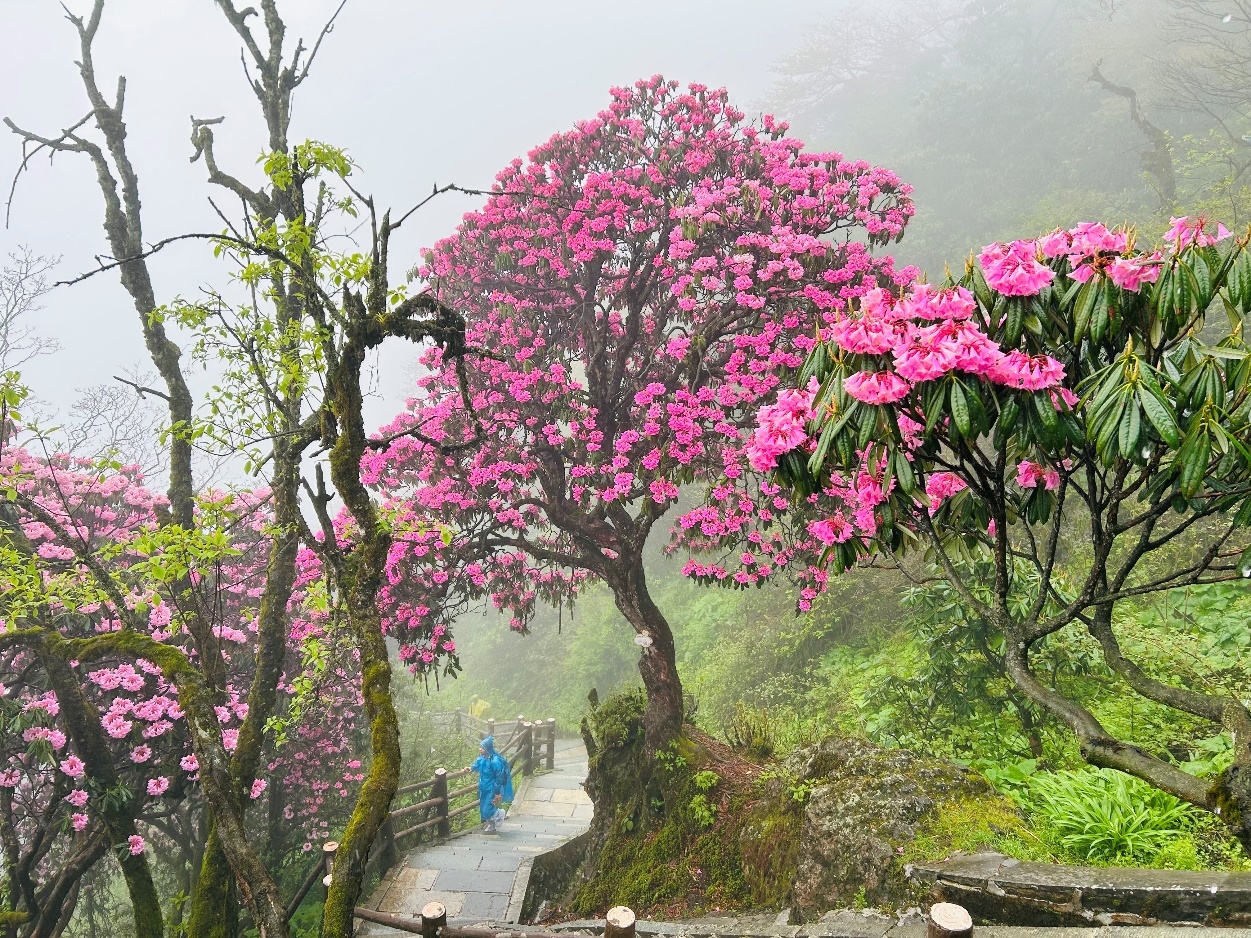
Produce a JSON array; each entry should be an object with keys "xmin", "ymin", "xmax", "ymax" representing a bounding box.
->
[
  {"xmin": 283, "ymin": 713, "xmax": 559, "ymax": 923},
  {"xmin": 354, "ymin": 901, "xmax": 638, "ymax": 937}
]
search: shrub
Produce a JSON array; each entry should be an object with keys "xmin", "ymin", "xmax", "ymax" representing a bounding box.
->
[{"xmin": 1024, "ymin": 768, "xmax": 1193, "ymax": 863}]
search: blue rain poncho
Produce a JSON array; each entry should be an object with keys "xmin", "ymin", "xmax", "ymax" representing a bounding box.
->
[{"xmin": 471, "ymin": 735, "xmax": 514, "ymax": 823}]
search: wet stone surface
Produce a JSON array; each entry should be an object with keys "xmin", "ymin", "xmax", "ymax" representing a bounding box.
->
[
  {"xmin": 910, "ymin": 852, "xmax": 1251, "ymax": 926},
  {"xmin": 359, "ymin": 738, "xmax": 592, "ymax": 936}
]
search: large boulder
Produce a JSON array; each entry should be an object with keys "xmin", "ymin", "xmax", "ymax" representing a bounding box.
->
[{"xmin": 783, "ymin": 736, "xmax": 998, "ymax": 917}]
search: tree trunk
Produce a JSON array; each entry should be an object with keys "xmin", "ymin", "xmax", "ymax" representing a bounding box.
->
[
  {"xmin": 319, "ymin": 562, "xmax": 401, "ymax": 938},
  {"xmin": 320, "ymin": 302, "xmax": 403, "ymax": 938},
  {"xmin": 608, "ymin": 559, "xmax": 684, "ymax": 756},
  {"xmin": 185, "ymin": 825, "xmax": 239, "ymax": 938},
  {"xmin": 188, "ymin": 438, "xmax": 301, "ymax": 938}
]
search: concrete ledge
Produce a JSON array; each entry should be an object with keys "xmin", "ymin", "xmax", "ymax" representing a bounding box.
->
[
  {"xmin": 909, "ymin": 852, "xmax": 1251, "ymax": 926},
  {"xmin": 546, "ymin": 921, "xmax": 1251, "ymax": 938}
]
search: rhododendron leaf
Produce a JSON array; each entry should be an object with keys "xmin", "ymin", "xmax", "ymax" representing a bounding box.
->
[
  {"xmin": 808, "ymin": 405, "xmax": 852, "ymax": 475},
  {"xmin": 1033, "ymin": 390, "xmax": 1060, "ymax": 434},
  {"xmin": 1137, "ymin": 387, "xmax": 1179, "ymax": 447},
  {"xmin": 1003, "ymin": 299, "xmax": 1024, "ymax": 347},
  {"xmin": 950, "ymin": 382, "xmax": 971, "ymax": 437},
  {"xmin": 924, "ymin": 385, "xmax": 947, "ymax": 435},
  {"xmin": 1191, "ymin": 253, "xmax": 1213, "ymax": 309},
  {"xmin": 972, "ymin": 264, "xmax": 993, "ymax": 312},
  {"xmin": 1233, "ymin": 494, "xmax": 1251, "ymax": 527},
  {"xmin": 1072, "ymin": 278, "xmax": 1099, "ymax": 339},
  {"xmin": 857, "ymin": 408, "xmax": 877, "ymax": 451},
  {"xmin": 893, "ymin": 449, "xmax": 916, "ymax": 495},
  {"xmin": 1118, "ymin": 403, "xmax": 1141, "ymax": 459}
]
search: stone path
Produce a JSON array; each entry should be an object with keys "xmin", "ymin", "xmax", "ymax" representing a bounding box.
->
[{"xmin": 360, "ymin": 737, "xmax": 591, "ymax": 933}]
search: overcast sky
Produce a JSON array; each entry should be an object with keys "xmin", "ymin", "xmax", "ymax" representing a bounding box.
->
[{"xmin": 0, "ymin": 0, "xmax": 832, "ymax": 436}]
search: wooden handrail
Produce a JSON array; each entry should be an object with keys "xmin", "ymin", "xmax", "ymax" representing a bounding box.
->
[
  {"xmin": 294, "ymin": 712, "xmax": 558, "ymax": 904},
  {"xmin": 353, "ymin": 904, "xmax": 637, "ymax": 938},
  {"xmin": 446, "ymin": 783, "xmax": 477, "ymax": 802}
]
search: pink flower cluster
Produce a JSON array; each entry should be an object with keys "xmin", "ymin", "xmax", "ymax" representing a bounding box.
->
[
  {"xmin": 745, "ymin": 382, "xmax": 818, "ymax": 472},
  {"xmin": 1036, "ymin": 222, "xmax": 1163, "ymax": 292},
  {"xmin": 1164, "ymin": 215, "xmax": 1231, "ymax": 252},
  {"xmin": 979, "ymin": 241, "xmax": 1055, "ymax": 296}
]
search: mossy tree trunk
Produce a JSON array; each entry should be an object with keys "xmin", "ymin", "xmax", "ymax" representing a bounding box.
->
[{"xmin": 605, "ymin": 558, "xmax": 684, "ymax": 758}]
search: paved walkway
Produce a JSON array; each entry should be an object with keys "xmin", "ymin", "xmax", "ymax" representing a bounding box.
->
[{"xmin": 360, "ymin": 738, "xmax": 591, "ymax": 933}]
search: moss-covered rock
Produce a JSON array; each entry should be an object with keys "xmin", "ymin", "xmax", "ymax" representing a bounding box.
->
[
  {"xmin": 556, "ymin": 692, "xmax": 1013, "ymax": 922},
  {"xmin": 781, "ymin": 736, "xmax": 1012, "ymax": 917}
]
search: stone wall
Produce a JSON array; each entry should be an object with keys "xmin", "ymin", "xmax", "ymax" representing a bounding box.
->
[{"xmin": 909, "ymin": 852, "xmax": 1251, "ymax": 926}]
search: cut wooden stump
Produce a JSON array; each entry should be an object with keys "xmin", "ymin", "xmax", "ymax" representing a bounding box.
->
[
  {"xmin": 605, "ymin": 906, "xmax": 636, "ymax": 938},
  {"xmin": 421, "ymin": 900, "xmax": 447, "ymax": 938},
  {"xmin": 927, "ymin": 902, "xmax": 972, "ymax": 938}
]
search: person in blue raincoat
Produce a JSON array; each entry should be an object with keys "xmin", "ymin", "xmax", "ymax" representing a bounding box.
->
[{"xmin": 471, "ymin": 735, "xmax": 514, "ymax": 833}]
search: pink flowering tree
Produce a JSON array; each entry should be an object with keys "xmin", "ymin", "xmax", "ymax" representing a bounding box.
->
[
  {"xmin": 697, "ymin": 215, "xmax": 1251, "ymax": 846},
  {"xmin": 0, "ymin": 438, "xmax": 365, "ymax": 936},
  {"xmin": 370, "ymin": 76, "xmax": 914, "ymax": 753}
]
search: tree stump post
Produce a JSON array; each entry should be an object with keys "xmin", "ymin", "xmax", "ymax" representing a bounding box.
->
[
  {"xmin": 321, "ymin": 840, "xmax": 338, "ymax": 895},
  {"xmin": 433, "ymin": 767, "xmax": 450, "ymax": 837},
  {"xmin": 378, "ymin": 813, "xmax": 398, "ymax": 872},
  {"xmin": 421, "ymin": 900, "xmax": 447, "ymax": 938},
  {"xmin": 546, "ymin": 717, "xmax": 556, "ymax": 770},
  {"xmin": 927, "ymin": 902, "xmax": 972, "ymax": 938},
  {"xmin": 605, "ymin": 906, "xmax": 636, "ymax": 938}
]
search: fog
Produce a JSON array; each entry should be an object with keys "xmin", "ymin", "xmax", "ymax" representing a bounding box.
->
[{"xmin": 0, "ymin": 0, "xmax": 830, "ymax": 430}]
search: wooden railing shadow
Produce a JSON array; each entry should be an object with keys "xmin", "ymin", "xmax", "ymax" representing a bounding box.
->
[{"xmin": 284, "ymin": 711, "xmax": 559, "ymax": 924}]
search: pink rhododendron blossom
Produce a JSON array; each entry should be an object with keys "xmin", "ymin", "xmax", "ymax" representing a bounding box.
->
[
  {"xmin": 808, "ymin": 514, "xmax": 854, "ymax": 545},
  {"xmin": 1165, "ymin": 215, "xmax": 1231, "ymax": 252},
  {"xmin": 59, "ymin": 756, "xmax": 85, "ymax": 778},
  {"xmin": 1017, "ymin": 460, "xmax": 1060, "ymax": 491},
  {"xmin": 925, "ymin": 472, "xmax": 968, "ymax": 512},
  {"xmin": 71, "ymin": 813, "xmax": 89, "ymax": 832},
  {"xmin": 978, "ymin": 240, "xmax": 1054, "ymax": 296},
  {"xmin": 844, "ymin": 370, "xmax": 910, "ymax": 405},
  {"xmin": 1106, "ymin": 255, "xmax": 1162, "ymax": 292},
  {"xmin": 147, "ymin": 776, "xmax": 170, "ymax": 797},
  {"xmin": 66, "ymin": 788, "xmax": 89, "ymax": 807},
  {"xmin": 130, "ymin": 745, "xmax": 152, "ymax": 764},
  {"xmin": 127, "ymin": 835, "xmax": 145, "ymax": 855},
  {"xmin": 251, "ymin": 778, "xmax": 267, "ymax": 799},
  {"xmin": 993, "ymin": 352, "xmax": 1065, "ymax": 391},
  {"xmin": 180, "ymin": 754, "xmax": 199, "ymax": 773}
]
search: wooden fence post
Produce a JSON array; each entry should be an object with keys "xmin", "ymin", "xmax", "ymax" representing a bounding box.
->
[
  {"xmin": 321, "ymin": 840, "xmax": 338, "ymax": 895},
  {"xmin": 606, "ymin": 906, "xmax": 636, "ymax": 938},
  {"xmin": 546, "ymin": 717, "xmax": 556, "ymax": 770},
  {"xmin": 433, "ymin": 767, "xmax": 450, "ymax": 837},
  {"xmin": 378, "ymin": 813, "xmax": 398, "ymax": 872},
  {"xmin": 486, "ymin": 717, "xmax": 495, "ymax": 741},
  {"xmin": 420, "ymin": 900, "xmax": 447, "ymax": 938},
  {"xmin": 522, "ymin": 721, "xmax": 535, "ymax": 776}
]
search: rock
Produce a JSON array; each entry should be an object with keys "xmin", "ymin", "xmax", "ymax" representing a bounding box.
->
[
  {"xmin": 894, "ymin": 907, "xmax": 928, "ymax": 927},
  {"xmin": 782, "ymin": 737, "xmax": 993, "ymax": 917}
]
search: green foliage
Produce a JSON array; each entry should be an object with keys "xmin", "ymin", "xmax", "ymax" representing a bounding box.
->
[
  {"xmin": 1023, "ymin": 768, "xmax": 1194, "ymax": 863},
  {"xmin": 901, "ymin": 796, "xmax": 1053, "ymax": 866}
]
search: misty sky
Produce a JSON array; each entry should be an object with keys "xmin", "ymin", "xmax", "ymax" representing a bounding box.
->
[{"xmin": 0, "ymin": 0, "xmax": 832, "ymax": 434}]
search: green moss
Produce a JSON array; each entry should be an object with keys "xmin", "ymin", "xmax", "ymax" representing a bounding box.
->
[
  {"xmin": 738, "ymin": 799, "xmax": 803, "ymax": 906},
  {"xmin": 898, "ymin": 795, "xmax": 1054, "ymax": 866},
  {"xmin": 572, "ymin": 690, "xmax": 777, "ymax": 917}
]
